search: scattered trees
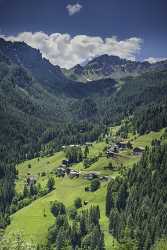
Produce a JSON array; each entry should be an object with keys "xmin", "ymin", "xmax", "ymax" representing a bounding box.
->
[
  {"xmin": 65, "ymin": 146, "xmax": 83, "ymax": 164},
  {"xmin": 48, "ymin": 203, "xmax": 105, "ymax": 250}
]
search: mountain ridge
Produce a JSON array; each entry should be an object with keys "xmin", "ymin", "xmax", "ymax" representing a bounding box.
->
[{"xmin": 63, "ymin": 54, "xmax": 167, "ymax": 82}]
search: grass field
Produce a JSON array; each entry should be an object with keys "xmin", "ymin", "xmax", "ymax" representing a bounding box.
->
[
  {"xmin": 7, "ymin": 178, "xmax": 116, "ymax": 249},
  {"xmin": 6, "ymin": 128, "xmax": 165, "ymax": 249},
  {"xmin": 132, "ymin": 129, "xmax": 165, "ymax": 147}
]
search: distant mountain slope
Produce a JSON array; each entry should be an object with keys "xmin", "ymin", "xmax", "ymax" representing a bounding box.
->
[
  {"xmin": 0, "ymin": 52, "xmax": 68, "ymax": 162},
  {"xmin": 0, "ymin": 38, "xmax": 68, "ymax": 92},
  {"xmin": 63, "ymin": 54, "xmax": 167, "ymax": 82},
  {"xmin": 0, "ymin": 39, "xmax": 118, "ymax": 162}
]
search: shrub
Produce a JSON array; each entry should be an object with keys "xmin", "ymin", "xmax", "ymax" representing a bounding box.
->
[
  {"xmin": 90, "ymin": 179, "xmax": 100, "ymax": 192},
  {"xmin": 41, "ymin": 171, "xmax": 46, "ymax": 177},
  {"xmin": 74, "ymin": 197, "xmax": 82, "ymax": 209},
  {"xmin": 51, "ymin": 201, "xmax": 66, "ymax": 217},
  {"xmin": 28, "ymin": 164, "xmax": 31, "ymax": 169}
]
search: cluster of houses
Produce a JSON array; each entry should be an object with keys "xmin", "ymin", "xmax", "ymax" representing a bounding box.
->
[
  {"xmin": 56, "ymin": 160, "xmax": 80, "ymax": 179},
  {"xmin": 56, "ymin": 161, "xmax": 109, "ymax": 181},
  {"xmin": 106, "ymin": 140, "xmax": 144, "ymax": 157},
  {"xmin": 106, "ymin": 141, "xmax": 129, "ymax": 157},
  {"xmin": 84, "ymin": 172, "xmax": 108, "ymax": 181}
]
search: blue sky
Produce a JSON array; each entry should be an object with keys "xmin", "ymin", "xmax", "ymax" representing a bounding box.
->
[{"xmin": 0, "ymin": 0, "xmax": 167, "ymax": 68}]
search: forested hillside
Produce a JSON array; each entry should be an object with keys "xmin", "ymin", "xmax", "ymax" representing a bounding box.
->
[
  {"xmin": 1, "ymin": 38, "xmax": 167, "ymax": 164},
  {"xmin": 106, "ymin": 141, "xmax": 167, "ymax": 249}
]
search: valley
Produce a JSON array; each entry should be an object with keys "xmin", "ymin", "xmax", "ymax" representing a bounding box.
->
[
  {"xmin": 0, "ymin": 36, "xmax": 167, "ymax": 250},
  {"xmin": 4, "ymin": 127, "xmax": 164, "ymax": 249}
]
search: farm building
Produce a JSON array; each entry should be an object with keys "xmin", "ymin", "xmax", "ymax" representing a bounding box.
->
[
  {"xmin": 106, "ymin": 149, "xmax": 114, "ymax": 157},
  {"xmin": 69, "ymin": 170, "xmax": 79, "ymax": 178},
  {"xmin": 56, "ymin": 167, "xmax": 66, "ymax": 177},
  {"xmin": 84, "ymin": 172, "xmax": 99, "ymax": 180},
  {"xmin": 27, "ymin": 176, "xmax": 37, "ymax": 186},
  {"xmin": 100, "ymin": 176, "xmax": 109, "ymax": 181},
  {"xmin": 62, "ymin": 159, "xmax": 70, "ymax": 166},
  {"xmin": 116, "ymin": 141, "xmax": 131, "ymax": 149},
  {"xmin": 107, "ymin": 145, "xmax": 119, "ymax": 155},
  {"xmin": 133, "ymin": 147, "xmax": 145, "ymax": 156}
]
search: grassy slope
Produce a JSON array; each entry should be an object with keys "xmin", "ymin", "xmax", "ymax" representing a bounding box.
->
[
  {"xmin": 132, "ymin": 129, "xmax": 165, "ymax": 147},
  {"xmin": 16, "ymin": 151, "xmax": 65, "ymax": 193},
  {"xmin": 6, "ymin": 128, "xmax": 165, "ymax": 249},
  {"xmin": 7, "ymin": 178, "xmax": 114, "ymax": 249}
]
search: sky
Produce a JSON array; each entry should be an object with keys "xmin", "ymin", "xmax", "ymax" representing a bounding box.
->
[{"xmin": 0, "ymin": 0, "xmax": 167, "ymax": 68}]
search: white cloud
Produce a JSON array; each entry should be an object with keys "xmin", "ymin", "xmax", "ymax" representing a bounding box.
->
[
  {"xmin": 66, "ymin": 3, "xmax": 82, "ymax": 16},
  {"xmin": 145, "ymin": 57, "xmax": 167, "ymax": 64},
  {"xmin": 1, "ymin": 32, "xmax": 142, "ymax": 69}
]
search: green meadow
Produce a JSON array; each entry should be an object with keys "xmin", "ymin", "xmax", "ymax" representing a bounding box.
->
[{"xmin": 5, "ymin": 128, "xmax": 164, "ymax": 249}]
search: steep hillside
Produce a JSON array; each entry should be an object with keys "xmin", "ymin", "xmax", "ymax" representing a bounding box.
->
[
  {"xmin": 0, "ymin": 39, "xmax": 120, "ymax": 166},
  {"xmin": 4, "ymin": 128, "xmax": 164, "ymax": 249},
  {"xmin": 106, "ymin": 140, "xmax": 167, "ymax": 249},
  {"xmin": 64, "ymin": 54, "xmax": 167, "ymax": 82},
  {"xmin": 0, "ymin": 52, "xmax": 70, "ymax": 162},
  {"xmin": 1, "ymin": 37, "xmax": 167, "ymax": 164},
  {"xmin": 0, "ymin": 38, "xmax": 67, "ymax": 92}
]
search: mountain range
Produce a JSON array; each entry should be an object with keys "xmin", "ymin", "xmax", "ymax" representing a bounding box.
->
[{"xmin": 63, "ymin": 54, "xmax": 167, "ymax": 82}]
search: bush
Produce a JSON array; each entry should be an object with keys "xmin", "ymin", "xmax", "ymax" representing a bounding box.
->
[
  {"xmin": 90, "ymin": 179, "xmax": 100, "ymax": 192},
  {"xmin": 28, "ymin": 164, "xmax": 31, "ymax": 169},
  {"xmin": 41, "ymin": 171, "xmax": 46, "ymax": 177},
  {"xmin": 85, "ymin": 186, "xmax": 90, "ymax": 192},
  {"xmin": 51, "ymin": 201, "xmax": 66, "ymax": 217},
  {"xmin": 74, "ymin": 197, "xmax": 82, "ymax": 209},
  {"xmin": 108, "ymin": 162, "xmax": 113, "ymax": 170}
]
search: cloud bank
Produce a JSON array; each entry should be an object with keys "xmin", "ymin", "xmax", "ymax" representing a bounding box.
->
[
  {"xmin": 1, "ymin": 32, "xmax": 142, "ymax": 69},
  {"xmin": 66, "ymin": 3, "xmax": 82, "ymax": 16},
  {"xmin": 145, "ymin": 57, "xmax": 167, "ymax": 64}
]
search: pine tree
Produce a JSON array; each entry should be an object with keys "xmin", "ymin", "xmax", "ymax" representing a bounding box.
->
[
  {"xmin": 84, "ymin": 145, "xmax": 89, "ymax": 158},
  {"xmin": 23, "ymin": 184, "xmax": 29, "ymax": 197},
  {"xmin": 106, "ymin": 183, "xmax": 114, "ymax": 217},
  {"xmin": 47, "ymin": 176, "xmax": 55, "ymax": 192},
  {"xmin": 116, "ymin": 183, "xmax": 128, "ymax": 211}
]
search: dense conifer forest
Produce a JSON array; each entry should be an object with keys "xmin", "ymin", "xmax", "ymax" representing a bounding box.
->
[{"xmin": 106, "ymin": 142, "xmax": 167, "ymax": 249}]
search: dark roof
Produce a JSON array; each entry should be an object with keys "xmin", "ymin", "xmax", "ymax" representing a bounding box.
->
[{"xmin": 133, "ymin": 147, "xmax": 145, "ymax": 151}]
